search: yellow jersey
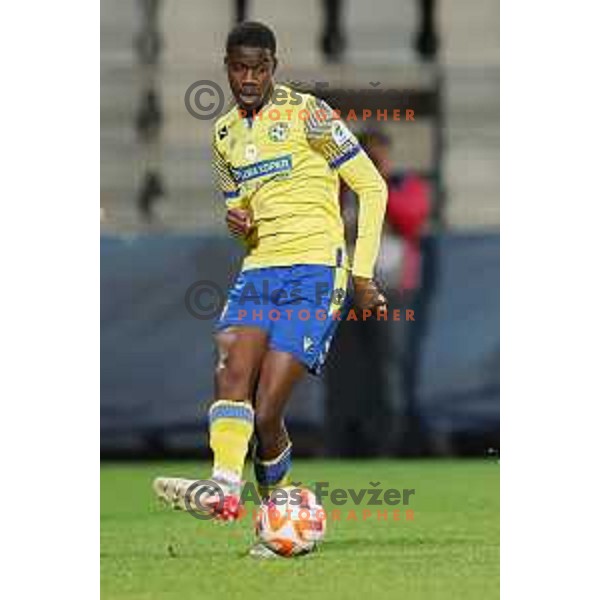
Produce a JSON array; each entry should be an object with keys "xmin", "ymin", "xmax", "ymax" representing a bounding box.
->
[{"xmin": 212, "ymin": 84, "xmax": 387, "ymax": 278}]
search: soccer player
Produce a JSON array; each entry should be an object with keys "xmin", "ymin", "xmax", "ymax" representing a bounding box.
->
[{"xmin": 154, "ymin": 22, "xmax": 387, "ymax": 521}]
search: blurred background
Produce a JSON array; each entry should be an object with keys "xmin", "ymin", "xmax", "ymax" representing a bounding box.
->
[{"xmin": 101, "ymin": 0, "xmax": 499, "ymax": 458}]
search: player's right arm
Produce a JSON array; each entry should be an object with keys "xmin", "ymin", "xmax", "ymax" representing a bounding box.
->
[{"xmin": 212, "ymin": 133, "xmax": 254, "ymax": 241}]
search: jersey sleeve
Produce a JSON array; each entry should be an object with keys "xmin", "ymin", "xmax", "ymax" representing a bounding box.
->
[
  {"xmin": 212, "ymin": 128, "xmax": 256, "ymax": 250},
  {"xmin": 305, "ymin": 97, "xmax": 388, "ymax": 278},
  {"xmin": 304, "ymin": 96, "xmax": 361, "ymax": 169},
  {"xmin": 212, "ymin": 133, "xmax": 243, "ymax": 208}
]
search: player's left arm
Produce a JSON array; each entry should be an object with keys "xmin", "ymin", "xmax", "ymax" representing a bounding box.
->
[
  {"xmin": 338, "ymin": 152, "xmax": 388, "ymax": 310},
  {"xmin": 305, "ymin": 98, "xmax": 388, "ymax": 309}
]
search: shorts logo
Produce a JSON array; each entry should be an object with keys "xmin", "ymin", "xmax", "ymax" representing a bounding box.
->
[
  {"xmin": 268, "ymin": 122, "xmax": 289, "ymax": 142},
  {"xmin": 303, "ymin": 336, "xmax": 314, "ymax": 353},
  {"xmin": 232, "ymin": 155, "xmax": 293, "ymax": 183}
]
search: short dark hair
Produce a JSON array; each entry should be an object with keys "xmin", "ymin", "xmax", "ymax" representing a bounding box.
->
[{"xmin": 226, "ymin": 21, "xmax": 276, "ymax": 54}]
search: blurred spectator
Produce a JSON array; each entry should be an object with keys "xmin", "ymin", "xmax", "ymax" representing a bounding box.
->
[
  {"xmin": 325, "ymin": 129, "xmax": 434, "ymax": 456},
  {"xmin": 362, "ymin": 131, "xmax": 429, "ymax": 296},
  {"xmin": 364, "ymin": 131, "xmax": 436, "ymax": 455}
]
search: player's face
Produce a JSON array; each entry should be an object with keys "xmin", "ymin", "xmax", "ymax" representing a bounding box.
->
[{"xmin": 225, "ymin": 46, "xmax": 276, "ymax": 112}]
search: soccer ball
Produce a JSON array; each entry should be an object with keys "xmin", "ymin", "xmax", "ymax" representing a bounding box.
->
[{"xmin": 255, "ymin": 486, "xmax": 326, "ymax": 557}]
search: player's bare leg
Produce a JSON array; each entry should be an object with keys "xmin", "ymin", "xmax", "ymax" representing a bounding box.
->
[
  {"xmin": 248, "ymin": 350, "xmax": 306, "ymax": 556},
  {"xmin": 154, "ymin": 326, "xmax": 268, "ymax": 518},
  {"xmin": 252, "ymin": 350, "xmax": 307, "ymax": 499}
]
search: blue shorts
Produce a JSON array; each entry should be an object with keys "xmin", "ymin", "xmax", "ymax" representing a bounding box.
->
[{"xmin": 216, "ymin": 264, "xmax": 349, "ymax": 374}]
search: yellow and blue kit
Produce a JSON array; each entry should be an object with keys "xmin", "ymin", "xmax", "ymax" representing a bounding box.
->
[{"xmin": 213, "ymin": 84, "xmax": 387, "ymax": 373}]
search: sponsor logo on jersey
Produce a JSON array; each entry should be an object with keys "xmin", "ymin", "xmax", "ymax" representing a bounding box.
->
[
  {"xmin": 332, "ymin": 121, "xmax": 353, "ymax": 146},
  {"xmin": 232, "ymin": 155, "xmax": 293, "ymax": 183}
]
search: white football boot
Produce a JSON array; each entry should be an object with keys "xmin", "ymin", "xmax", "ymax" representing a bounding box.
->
[
  {"xmin": 152, "ymin": 476, "xmax": 242, "ymax": 520},
  {"xmin": 152, "ymin": 477, "xmax": 200, "ymax": 510},
  {"xmin": 248, "ymin": 542, "xmax": 281, "ymax": 559}
]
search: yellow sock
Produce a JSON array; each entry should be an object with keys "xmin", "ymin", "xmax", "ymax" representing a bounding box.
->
[{"xmin": 208, "ymin": 400, "xmax": 254, "ymax": 483}]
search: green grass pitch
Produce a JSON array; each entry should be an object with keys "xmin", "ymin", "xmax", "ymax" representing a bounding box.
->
[{"xmin": 101, "ymin": 460, "xmax": 499, "ymax": 600}]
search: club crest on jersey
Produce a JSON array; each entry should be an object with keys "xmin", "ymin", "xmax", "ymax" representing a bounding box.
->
[
  {"xmin": 218, "ymin": 125, "xmax": 228, "ymax": 140},
  {"xmin": 245, "ymin": 143, "xmax": 258, "ymax": 161},
  {"xmin": 268, "ymin": 122, "xmax": 289, "ymax": 142}
]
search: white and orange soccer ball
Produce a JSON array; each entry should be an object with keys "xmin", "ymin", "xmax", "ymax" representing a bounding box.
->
[{"xmin": 255, "ymin": 487, "xmax": 326, "ymax": 557}]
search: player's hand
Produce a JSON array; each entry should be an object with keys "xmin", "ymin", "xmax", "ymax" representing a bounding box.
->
[
  {"xmin": 352, "ymin": 276, "xmax": 387, "ymax": 312},
  {"xmin": 226, "ymin": 208, "xmax": 253, "ymax": 237}
]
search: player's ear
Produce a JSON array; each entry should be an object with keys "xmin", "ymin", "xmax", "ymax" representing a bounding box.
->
[{"xmin": 272, "ymin": 56, "xmax": 278, "ymax": 73}]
